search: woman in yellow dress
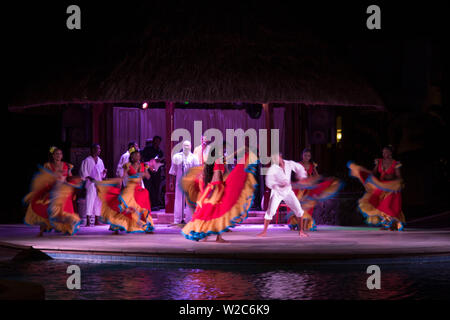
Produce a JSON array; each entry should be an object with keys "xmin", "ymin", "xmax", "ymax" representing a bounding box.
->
[
  {"xmin": 96, "ymin": 148, "xmax": 155, "ymax": 234},
  {"xmin": 181, "ymin": 148, "xmax": 258, "ymax": 242},
  {"xmin": 24, "ymin": 147, "xmax": 81, "ymax": 236}
]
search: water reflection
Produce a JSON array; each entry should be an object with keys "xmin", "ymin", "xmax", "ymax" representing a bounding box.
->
[
  {"xmin": 172, "ymin": 269, "xmax": 257, "ymax": 300},
  {"xmin": 0, "ymin": 260, "xmax": 449, "ymax": 300}
]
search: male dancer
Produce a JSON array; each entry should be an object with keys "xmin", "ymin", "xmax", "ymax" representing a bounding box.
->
[{"xmin": 257, "ymin": 153, "xmax": 308, "ymax": 237}]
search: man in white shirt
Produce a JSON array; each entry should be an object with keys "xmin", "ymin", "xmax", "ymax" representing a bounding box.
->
[
  {"xmin": 116, "ymin": 141, "xmax": 138, "ymax": 187},
  {"xmin": 257, "ymin": 153, "xmax": 309, "ymax": 237},
  {"xmin": 169, "ymin": 140, "xmax": 200, "ymax": 224},
  {"xmin": 193, "ymin": 135, "xmax": 211, "ymax": 165},
  {"xmin": 80, "ymin": 144, "xmax": 107, "ymax": 226}
]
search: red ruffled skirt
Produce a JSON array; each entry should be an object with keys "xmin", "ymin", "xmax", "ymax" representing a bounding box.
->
[
  {"xmin": 96, "ymin": 178, "xmax": 153, "ymax": 233},
  {"xmin": 288, "ymin": 176, "xmax": 342, "ymax": 231},
  {"xmin": 181, "ymin": 153, "xmax": 258, "ymax": 241},
  {"xmin": 347, "ymin": 161, "xmax": 405, "ymax": 230}
]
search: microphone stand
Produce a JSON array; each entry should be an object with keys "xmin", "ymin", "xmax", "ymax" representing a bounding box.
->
[{"xmin": 180, "ymin": 154, "xmax": 186, "ymax": 224}]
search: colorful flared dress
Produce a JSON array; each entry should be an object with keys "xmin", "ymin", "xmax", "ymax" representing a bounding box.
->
[
  {"xmin": 181, "ymin": 153, "xmax": 258, "ymax": 241},
  {"xmin": 24, "ymin": 162, "xmax": 81, "ymax": 235},
  {"xmin": 288, "ymin": 162, "xmax": 342, "ymax": 231},
  {"xmin": 48, "ymin": 175, "xmax": 83, "ymax": 235},
  {"xmin": 347, "ymin": 160, "xmax": 405, "ymax": 230},
  {"xmin": 96, "ymin": 162, "xmax": 154, "ymax": 233}
]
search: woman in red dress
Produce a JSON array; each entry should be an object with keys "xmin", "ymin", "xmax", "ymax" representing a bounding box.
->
[
  {"xmin": 181, "ymin": 149, "xmax": 258, "ymax": 242},
  {"xmin": 348, "ymin": 145, "xmax": 405, "ymax": 230},
  {"xmin": 24, "ymin": 147, "xmax": 81, "ymax": 236},
  {"xmin": 288, "ymin": 149, "xmax": 342, "ymax": 231},
  {"xmin": 96, "ymin": 148, "xmax": 154, "ymax": 234}
]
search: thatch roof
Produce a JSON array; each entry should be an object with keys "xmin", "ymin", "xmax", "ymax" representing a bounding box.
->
[{"xmin": 8, "ymin": 2, "xmax": 384, "ymax": 110}]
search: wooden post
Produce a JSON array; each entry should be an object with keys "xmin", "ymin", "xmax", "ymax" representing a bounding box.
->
[
  {"xmin": 91, "ymin": 104, "xmax": 104, "ymax": 144},
  {"xmin": 165, "ymin": 101, "xmax": 175, "ymax": 215},
  {"xmin": 262, "ymin": 103, "xmax": 273, "ymax": 211}
]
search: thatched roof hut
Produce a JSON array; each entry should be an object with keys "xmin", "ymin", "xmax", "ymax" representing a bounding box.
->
[{"xmin": 8, "ymin": 2, "xmax": 384, "ymax": 110}]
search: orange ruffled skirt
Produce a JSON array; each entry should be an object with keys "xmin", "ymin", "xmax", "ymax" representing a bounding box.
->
[
  {"xmin": 24, "ymin": 166, "xmax": 81, "ymax": 235},
  {"xmin": 347, "ymin": 161, "xmax": 405, "ymax": 230},
  {"xmin": 288, "ymin": 175, "xmax": 343, "ymax": 231},
  {"xmin": 96, "ymin": 177, "xmax": 154, "ymax": 233},
  {"xmin": 181, "ymin": 154, "xmax": 258, "ymax": 241}
]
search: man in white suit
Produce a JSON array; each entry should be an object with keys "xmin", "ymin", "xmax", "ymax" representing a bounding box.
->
[
  {"xmin": 169, "ymin": 140, "xmax": 200, "ymax": 224},
  {"xmin": 257, "ymin": 153, "xmax": 309, "ymax": 237},
  {"xmin": 80, "ymin": 144, "xmax": 107, "ymax": 226}
]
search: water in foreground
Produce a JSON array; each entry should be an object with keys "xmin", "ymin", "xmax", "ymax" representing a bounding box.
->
[{"xmin": 1, "ymin": 257, "xmax": 449, "ymax": 300}]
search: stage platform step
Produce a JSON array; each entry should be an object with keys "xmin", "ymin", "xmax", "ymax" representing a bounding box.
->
[{"xmin": 151, "ymin": 210, "xmax": 289, "ymax": 224}]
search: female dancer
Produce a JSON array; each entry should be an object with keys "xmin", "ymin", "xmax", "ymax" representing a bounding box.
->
[
  {"xmin": 288, "ymin": 149, "xmax": 342, "ymax": 231},
  {"xmin": 24, "ymin": 147, "xmax": 81, "ymax": 236},
  {"xmin": 181, "ymin": 148, "xmax": 258, "ymax": 242},
  {"xmin": 96, "ymin": 147, "xmax": 154, "ymax": 234},
  {"xmin": 348, "ymin": 145, "xmax": 405, "ymax": 230}
]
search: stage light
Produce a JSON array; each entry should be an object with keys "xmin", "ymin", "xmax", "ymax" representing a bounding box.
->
[
  {"xmin": 336, "ymin": 129, "xmax": 343, "ymax": 142},
  {"xmin": 142, "ymin": 102, "xmax": 148, "ymax": 109}
]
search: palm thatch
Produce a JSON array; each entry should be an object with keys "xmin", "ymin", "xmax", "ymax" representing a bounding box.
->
[{"xmin": 8, "ymin": 2, "xmax": 384, "ymax": 110}]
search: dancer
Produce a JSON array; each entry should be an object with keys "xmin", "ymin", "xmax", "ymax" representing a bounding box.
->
[
  {"xmin": 288, "ymin": 149, "xmax": 343, "ymax": 231},
  {"xmin": 24, "ymin": 147, "xmax": 81, "ymax": 236},
  {"xmin": 181, "ymin": 148, "xmax": 258, "ymax": 242},
  {"xmin": 169, "ymin": 140, "xmax": 199, "ymax": 224},
  {"xmin": 96, "ymin": 147, "xmax": 155, "ymax": 234},
  {"xmin": 80, "ymin": 144, "xmax": 106, "ymax": 226},
  {"xmin": 257, "ymin": 153, "xmax": 308, "ymax": 237},
  {"xmin": 116, "ymin": 141, "xmax": 139, "ymax": 187},
  {"xmin": 348, "ymin": 145, "xmax": 405, "ymax": 231}
]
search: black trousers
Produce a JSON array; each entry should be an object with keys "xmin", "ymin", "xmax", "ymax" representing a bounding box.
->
[{"xmin": 145, "ymin": 170, "xmax": 162, "ymax": 208}]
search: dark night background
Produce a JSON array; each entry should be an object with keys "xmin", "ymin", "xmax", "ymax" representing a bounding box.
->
[{"xmin": 4, "ymin": 1, "xmax": 449, "ymax": 223}]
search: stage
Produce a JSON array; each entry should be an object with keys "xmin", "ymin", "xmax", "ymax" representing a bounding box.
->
[{"xmin": 1, "ymin": 224, "xmax": 449, "ymax": 264}]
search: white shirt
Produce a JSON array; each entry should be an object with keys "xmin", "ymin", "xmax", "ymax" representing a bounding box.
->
[
  {"xmin": 169, "ymin": 152, "xmax": 199, "ymax": 184},
  {"xmin": 80, "ymin": 156, "xmax": 105, "ymax": 185},
  {"xmin": 116, "ymin": 151, "xmax": 130, "ymax": 177},
  {"xmin": 265, "ymin": 160, "xmax": 307, "ymax": 198},
  {"xmin": 193, "ymin": 144, "xmax": 211, "ymax": 165}
]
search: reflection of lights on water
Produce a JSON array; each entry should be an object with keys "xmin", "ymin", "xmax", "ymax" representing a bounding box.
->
[
  {"xmin": 259, "ymin": 271, "xmax": 313, "ymax": 300},
  {"xmin": 171, "ymin": 269, "xmax": 256, "ymax": 300}
]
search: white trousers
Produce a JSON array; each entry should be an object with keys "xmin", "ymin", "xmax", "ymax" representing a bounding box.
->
[
  {"xmin": 264, "ymin": 190, "xmax": 304, "ymax": 220},
  {"xmin": 173, "ymin": 185, "xmax": 193, "ymax": 224},
  {"xmin": 85, "ymin": 183, "xmax": 102, "ymax": 217}
]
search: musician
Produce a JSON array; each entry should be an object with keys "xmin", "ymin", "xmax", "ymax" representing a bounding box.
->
[
  {"xmin": 169, "ymin": 140, "xmax": 199, "ymax": 224},
  {"xmin": 142, "ymin": 136, "xmax": 164, "ymax": 210}
]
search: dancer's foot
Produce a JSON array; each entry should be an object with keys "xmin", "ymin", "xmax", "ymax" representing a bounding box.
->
[
  {"xmin": 257, "ymin": 231, "xmax": 267, "ymax": 237},
  {"xmin": 113, "ymin": 230, "xmax": 119, "ymax": 235},
  {"xmin": 38, "ymin": 225, "xmax": 45, "ymax": 237},
  {"xmin": 216, "ymin": 235, "xmax": 228, "ymax": 243},
  {"xmin": 299, "ymin": 231, "xmax": 309, "ymax": 238}
]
